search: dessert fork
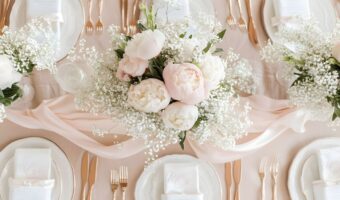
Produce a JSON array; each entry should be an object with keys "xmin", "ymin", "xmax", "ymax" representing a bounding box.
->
[
  {"xmin": 95, "ymin": 0, "xmax": 104, "ymax": 32},
  {"xmin": 259, "ymin": 158, "xmax": 268, "ymax": 200},
  {"xmin": 119, "ymin": 166, "xmax": 128, "ymax": 200},
  {"xmin": 85, "ymin": 0, "xmax": 94, "ymax": 34},
  {"xmin": 111, "ymin": 169, "xmax": 119, "ymax": 200},
  {"xmin": 236, "ymin": 0, "xmax": 247, "ymax": 31},
  {"xmin": 270, "ymin": 157, "xmax": 279, "ymax": 200},
  {"xmin": 226, "ymin": 0, "xmax": 236, "ymax": 28}
]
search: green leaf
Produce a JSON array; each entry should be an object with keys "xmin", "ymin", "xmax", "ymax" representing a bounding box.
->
[
  {"xmin": 178, "ymin": 131, "xmax": 187, "ymax": 150},
  {"xmin": 137, "ymin": 23, "xmax": 147, "ymax": 31},
  {"xmin": 0, "ymin": 90, "xmax": 4, "ymax": 98},
  {"xmin": 115, "ymin": 49, "xmax": 125, "ymax": 59},
  {"xmin": 213, "ymin": 48, "xmax": 224, "ymax": 54},
  {"xmin": 217, "ymin": 29, "xmax": 227, "ymax": 39},
  {"xmin": 179, "ymin": 32, "xmax": 186, "ymax": 38},
  {"xmin": 203, "ymin": 42, "xmax": 212, "ymax": 53}
]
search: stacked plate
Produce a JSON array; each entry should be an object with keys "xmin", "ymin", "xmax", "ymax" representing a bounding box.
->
[{"xmin": 0, "ymin": 137, "xmax": 74, "ymax": 200}]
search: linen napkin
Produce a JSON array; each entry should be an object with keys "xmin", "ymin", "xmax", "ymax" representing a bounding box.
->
[
  {"xmin": 10, "ymin": 148, "xmax": 54, "ymax": 200},
  {"xmin": 272, "ymin": 0, "xmax": 310, "ymax": 27},
  {"xmin": 313, "ymin": 180, "xmax": 340, "ymax": 200},
  {"xmin": 26, "ymin": 0, "xmax": 63, "ymax": 44},
  {"xmin": 161, "ymin": 163, "xmax": 203, "ymax": 200},
  {"xmin": 9, "ymin": 178, "xmax": 55, "ymax": 200},
  {"xmin": 153, "ymin": 0, "xmax": 190, "ymax": 25},
  {"xmin": 317, "ymin": 147, "xmax": 340, "ymax": 182}
]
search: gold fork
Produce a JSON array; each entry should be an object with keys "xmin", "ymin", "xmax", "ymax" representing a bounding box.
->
[
  {"xmin": 236, "ymin": 0, "xmax": 247, "ymax": 31},
  {"xmin": 226, "ymin": 0, "xmax": 236, "ymax": 28},
  {"xmin": 85, "ymin": 0, "xmax": 94, "ymax": 34},
  {"xmin": 111, "ymin": 169, "xmax": 119, "ymax": 200},
  {"xmin": 270, "ymin": 158, "xmax": 279, "ymax": 200},
  {"xmin": 95, "ymin": 0, "xmax": 104, "ymax": 32},
  {"xmin": 119, "ymin": 166, "xmax": 128, "ymax": 200},
  {"xmin": 259, "ymin": 158, "xmax": 268, "ymax": 200}
]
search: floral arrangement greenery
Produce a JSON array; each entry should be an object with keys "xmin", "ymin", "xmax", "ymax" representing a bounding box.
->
[
  {"xmin": 0, "ymin": 18, "xmax": 57, "ymax": 122},
  {"xmin": 74, "ymin": 4, "xmax": 255, "ymax": 162},
  {"xmin": 262, "ymin": 20, "xmax": 340, "ymax": 124}
]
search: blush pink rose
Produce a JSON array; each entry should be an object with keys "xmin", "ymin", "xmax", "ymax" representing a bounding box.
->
[
  {"xmin": 118, "ymin": 56, "xmax": 149, "ymax": 78},
  {"xmin": 125, "ymin": 30, "xmax": 165, "ymax": 60},
  {"xmin": 116, "ymin": 66, "xmax": 131, "ymax": 81},
  {"xmin": 163, "ymin": 63, "xmax": 205, "ymax": 105}
]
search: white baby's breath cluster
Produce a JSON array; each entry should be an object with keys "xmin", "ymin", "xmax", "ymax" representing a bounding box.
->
[
  {"xmin": 74, "ymin": 9, "xmax": 254, "ymax": 162},
  {"xmin": 262, "ymin": 20, "xmax": 340, "ymax": 124}
]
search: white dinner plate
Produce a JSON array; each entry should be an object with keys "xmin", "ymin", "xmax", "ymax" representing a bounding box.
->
[
  {"xmin": 288, "ymin": 137, "xmax": 340, "ymax": 200},
  {"xmin": 9, "ymin": 0, "xmax": 84, "ymax": 62},
  {"xmin": 135, "ymin": 154, "xmax": 222, "ymax": 200},
  {"xmin": 301, "ymin": 155, "xmax": 320, "ymax": 200},
  {"xmin": 263, "ymin": 0, "xmax": 337, "ymax": 42},
  {"xmin": 0, "ymin": 137, "xmax": 74, "ymax": 200}
]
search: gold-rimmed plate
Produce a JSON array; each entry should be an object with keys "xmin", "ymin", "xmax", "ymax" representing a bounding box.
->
[
  {"xmin": 9, "ymin": 0, "xmax": 84, "ymax": 62},
  {"xmin": 0, "ymin": 137, "xmax": 74, "ymax": 200}
]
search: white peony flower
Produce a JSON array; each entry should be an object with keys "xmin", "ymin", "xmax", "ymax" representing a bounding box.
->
[
  {"xmin": 332, "ymin": 41, "xmax": 340, "ymax": 62},
  {"xmin": 128, "ymin": 78, "xmax": 171, "ymax": 113},
  {"xmin": 199, "ymin": 54, "xmax": 225, "ymax": 91},
  {"xmin": 125, "ymin": 30, "xmax": 165, "ymax": 60},
  {"xmin": 162, "ymin": 102, "xmax": 199, "ymax": 131},
  {"xmin": 0, "ymin": 55, "xmax": 22, "ymax": 90}
]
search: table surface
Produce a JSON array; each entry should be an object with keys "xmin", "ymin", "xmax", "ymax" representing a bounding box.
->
[{"xmin": 1, "ymin": 0, "xmax": 340, "ymax": 200}]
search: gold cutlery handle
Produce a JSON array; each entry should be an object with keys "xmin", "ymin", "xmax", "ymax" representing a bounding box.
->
[
  {"xmin": 226, "ymin": 184, "xmax": 231, "ymax": 200},
  {"xmin": 122, "ymin": 190, "xmax": 126, "ymax": 200},
  {"xmin": 86, "ymin": 186, "xmax": 93, "ymax": 200},
  {"xmin": 98, "ymin": 0, "xmax": 103, "ymax": 20},
  {"xmin": 87, "ymin": 0, "xmax": 93, "ymax": 21},
  {"xmin": 113, "ymin": 190, "xmax": 117, "ymax": 200},
  {"xmin": 228, "ymin": 0, "xmax": 233, "ymax": 13},
  {"xmin": 234, "ymin": 185, "xmax": 240, "ymax": 200},
  {"xmin": 81, "ymin": 183, "xmax": 87, "ymax": 200},
  {"xmin": 272, "ymin": 178, "xmax": 277, "ymax": 200},
  {"xmin": 261, "ymin": 176, "xmax": 265, "ymax": 200},
  {"xmin": 237, "ymin": 0, "xmax": 243, "ymax": 16}
]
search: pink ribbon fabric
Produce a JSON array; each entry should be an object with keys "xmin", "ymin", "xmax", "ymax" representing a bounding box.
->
[{"xmin": 6, "ymin": 94, "xmax": 311, "ymax": 163}]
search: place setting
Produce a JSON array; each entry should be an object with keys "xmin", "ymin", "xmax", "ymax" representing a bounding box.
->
[{"xmin": 0, "ymin": 0, "xmax": 340, "ymax": 199}]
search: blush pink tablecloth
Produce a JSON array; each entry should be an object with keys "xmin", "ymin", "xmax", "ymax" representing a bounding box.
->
[{"xmin": 1, "ymin": 0, "xmax": 340, "ymax": 199}]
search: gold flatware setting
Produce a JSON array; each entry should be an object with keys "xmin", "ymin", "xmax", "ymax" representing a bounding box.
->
[
  {"xmin": 226, "ymin": 0, "xmax": 236, "ymax": 28},
  {"xmin": 233, "ymin": 160, "xmax": 242, "ymax": 200},
  {"xmin": 259, "ymin": 158, "xmax": 268, "ymax": 200},
  {"xmin": 87, "ymin": 156, "xmax": 98, "ymax": 200},
  {"xmin": 225, "ymin": 162, "xmax": 233, "ymax": 200},
  {"xmin": 81, "ymin": 152, "xmax": 89, "ymax": 200},
  {"xmin": 236, "ymin": 0, "xmax": 247, "ymax": 31},
  {"xmin": 80, "ymin": 151, "xmax": 98, "ymax": 200},
  {"xmin": 245, "ymin": 0, "xmax": 259, "ymax": 47},
  {"xmin": 111, "ymin": 169, "xmax": 119, "ymax": 200},
  {"xmin": 257, "ymin": 157, "xmax": 280, "ymax": 200},
  {"xmin": 85, "ymin": 0, "xmax": 94, "ymax": 34},
  {"xmin": 270, "ymin": 158, "xmax": 279, "ymax": 200},
  {"xmin": 95, "ymin": 0, "xmax": 104, "ymax": 32},
  {"xmin": 224, "ymin": 160, "xmax": 242, "ymax": 200},
  {"xmin": 119, "ymin": 166, "xmax": 129, "ymax": 200}
]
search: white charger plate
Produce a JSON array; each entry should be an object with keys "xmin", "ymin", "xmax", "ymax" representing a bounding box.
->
[
  {"xmin": 263, "ymin": 0, "xmax": 337, "ymax": 42},
  {"xmin": 301, "ymin": 155, "xmax": 320, "ymax": 200},
  {"xmin": 135, "ymin": 154, "xmax": 222, "ymax": 200},
  {"xmin": 0, "ymin": 137, "xmax": 74, "ymax": 200},
  {"xmin": 288, "ymin": 138, "xmax": 340, "ymax": 200},
  {"xmin": 9, "ymin": 0, "xmax": 84, "ymax": 62}
]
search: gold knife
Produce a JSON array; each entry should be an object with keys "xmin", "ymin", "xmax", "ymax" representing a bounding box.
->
[
  {"xmin": 245, "ymin": 0, "xmax": 259, "ymax": 47},
  {"xmin": 130, "ymin": 0, "xmax": 141, "ymax": 34},
  {"xmin": 81, "ymin": 152, "xmax": 89, "ymax": 200},
  {"xmin": 120, "ymin": 0, "xmax": 126, "ymax": 33},
  {"xmin": 86, "ymin": 156, "xmax": 98, "ymax": 200},
  {"xmin": 225, "ymin": 162, "xmax": 232, "ymax": 200},
  {"xmin": 233, "ymin": 160, "xmax": 242, "ymax": 200}
]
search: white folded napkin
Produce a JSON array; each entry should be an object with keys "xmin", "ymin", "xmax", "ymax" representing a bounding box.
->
[
  {"xmin": 161, "ymin": 194, "xmax": 204, "ymax": 200},
  {"xmin": 272, "ymin": 0, "xmax": 310, "ymax": 26},
  {"xmin": 9, "ymin": 178, "xmax": 55, "ymax": 200},
  {"xmin": 11, "ymin": 148, "xmax": 54, "ymax": 200},
  {"xmin": 26, "ymin": 0, "xmax": 63, "ymax": 45},
  {"xmin": 317, "ymin": 147, "xmax": 340, "ymax": 182},
  {"xmin": 162, "ymin": 163, "xmax": 203, "ymax": 200},
  {"xmin": 14, "ymin": 148, "xmax": 52, "ymax": 179},
  {"xmin": 313, "ymin": 180, "xmax": 340, "ymax": 200},
  {"xmin": 153, "ymin": 0, "xmax": 190, "ymax": 25}
]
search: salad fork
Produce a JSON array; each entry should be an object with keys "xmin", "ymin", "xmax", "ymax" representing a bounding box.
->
[
  {"xmin": 236, "ymin": 0, "xmax": 247, "ymax": 31},
  {"xmin": 270, "ymin": 158, "xmax": 279, "ymax": 200},
  {"xmin": 85, "ymin": 0, "xmax": 94, "ymax": 34},
  {"xmin": 259, "ymin": 158, "xmax": 268, "ymax": 200},
  {"xmin": 95, "ymin": 0, "xmax": 104, "ymax": 32},
  {"xmin": 119, "ymin": 166, "xmax": 128, "ymax": 200},
  {"xmin": 226, "ymin": 0, "xmax": 236, "ymax": 28},
  {"xmin": 111, "ymin": 169, "xmax": 119, "ymax": 200}
]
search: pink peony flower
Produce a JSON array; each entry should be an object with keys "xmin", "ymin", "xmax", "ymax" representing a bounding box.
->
[
  {"xmin": 163, "ymin": 63, "xmax": 205, "ymax": 105},
  {"xmin": 118, "ymin": 56, "xmax": 148, "ymax": 77},
  {"xmin": 125, "ymin": 30, "xmax": 165, "ymax": 60}
]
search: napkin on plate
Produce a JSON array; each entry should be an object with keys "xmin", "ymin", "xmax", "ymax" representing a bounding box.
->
[
  {"xmin": 313, "ymin": 180, "xmax": 340, "ymax": 200},
  {"xmin": 317, "ymin": 147, "xmax": 340, "ymax": 182},
  {"xmin": 161, "ymin": 163, "xmax": 203, "ymax": 200},
  {"xmin": 9, "ymin": 178, "xmax": 55, "ymax": 200},
  {"xmin": 10, "ymin": 148, "xmax": 55, "ymax": 200},
  {"xmin": 26, "ymin": 0, "xmax": 63, "ymax": 44},
  {"xmin": 153, "ymin": 0, "xmax": 190, "ymax": 25},
  {"xmin": 272, "ymin": 0, "xmax": 311, "ymax": 27}
]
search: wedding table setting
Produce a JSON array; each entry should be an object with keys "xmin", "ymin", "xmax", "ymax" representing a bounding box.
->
[{"xmin": 0, "ymin": 0, "xmax": 339, "ymax": 199}]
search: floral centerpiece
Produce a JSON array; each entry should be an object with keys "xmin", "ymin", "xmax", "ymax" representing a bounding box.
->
[
  {"xmin": 262, "ymin": 20, "xmax": 340, "ymax": 125},
  {"xmin": 0, "ymin": 18, "xmax": 57, "ymax": 122},
  {"xmin": 74, "ymin": 4, "xmax": 255, "ymax": 161}
]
